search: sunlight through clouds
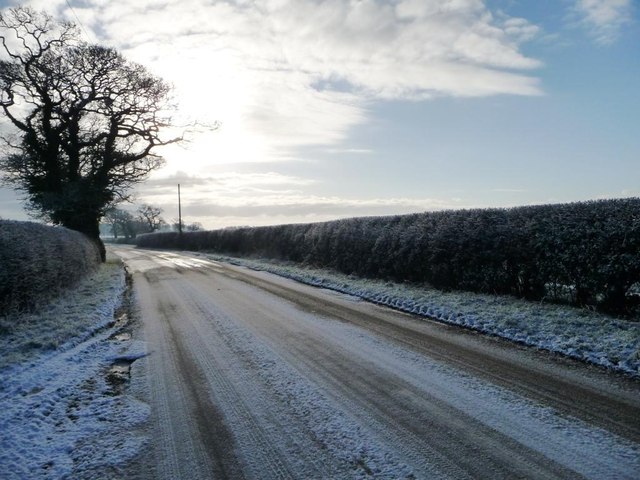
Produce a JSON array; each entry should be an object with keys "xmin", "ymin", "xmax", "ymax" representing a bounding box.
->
[
  {"xmin": 2, "ymin": 0, "xmax": 636, "ymax": 228},
  {"xmin": 3, "ymin": 0, "xmax": 544, "ymax": 139},
  {"xmin": 38, "ymin": 0, "xmax": 544, "ymax": 167}
]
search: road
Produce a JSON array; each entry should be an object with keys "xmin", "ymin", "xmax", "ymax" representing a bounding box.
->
[{"xmin": 113, "ymin": 246, "xmax": 640, "ymax": 480}]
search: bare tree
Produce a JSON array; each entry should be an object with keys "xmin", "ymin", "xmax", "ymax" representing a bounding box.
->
[
  {"xmin": 185, "ymin": 221, "xmax": 203, "ymax": 232},
  {"xmin": 0, "ymin": 7, "xmax": 182, "ymax": 260},
  {"xmin": 171, "ymin": 219, "xmax": 203, "ymax": 232},
  {"xmin": 104, "ymin": 208, "xmax": 131, "ymax": 239},
  {"xmin": 137, "ymin": 203, "xmax": 165, "ymax": 232},
  {"xmin": 104, "ymin": 207, "xmax": 146, "ymax": 240}
]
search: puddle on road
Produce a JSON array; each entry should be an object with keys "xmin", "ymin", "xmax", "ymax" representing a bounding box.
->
[
  {"xmin": 108, "ymin": 303, "xmax": 132, "ymax": 342},
  {"xmin": 113, "ymin": 312, "xmax": 129, "ymax": 328},
  {"xmin": 105, "ymin": 353, "xmax": 148, "ymax": 396},
  {"xmin": 112, "ymin": 332, "xmax": 132, "ymax": 342},
  {"xmin": 103, "ymin": 267, "xmax": 150, "ymax": 396},
  {"xmin": 105, "ymin": 359, "xmax": 132, "ymax": 395},
  {"xmin": 105, "ymin": 307, "xmax": 135, "ymax": 395}
]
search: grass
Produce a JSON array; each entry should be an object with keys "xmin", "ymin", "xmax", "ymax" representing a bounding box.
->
[{"xmin": 0, "ymin": 258, "xmax": 125, "ymax": 371}]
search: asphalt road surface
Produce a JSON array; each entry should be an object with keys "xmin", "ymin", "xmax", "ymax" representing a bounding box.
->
[{"xmin": 113, "ymin": 247, "xmax": 640, "ymax": 480}]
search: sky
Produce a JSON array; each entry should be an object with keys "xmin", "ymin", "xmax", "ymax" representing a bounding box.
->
[{"xmin": 0, "ymin": 0, "xmax": 638, "ymax": 229}]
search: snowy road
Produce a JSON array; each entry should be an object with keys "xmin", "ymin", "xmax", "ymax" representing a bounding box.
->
[{"xmin": 113, "ymin": 247, "xmax": 640, "ymax": 480}]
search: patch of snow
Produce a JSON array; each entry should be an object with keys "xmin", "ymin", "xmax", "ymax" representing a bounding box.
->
[
  {"xmin": 203, "ymin": 254, "xmax": 640, "ymax": 378},
  {"xmin": 183, "ymin": 292, "xmax": 426, "ymax": 478},
  {"xmin": 0, "ymin": 260, "xmax": 149, "ymax": 479},
  {"xmin": 321, "ymin": 316, "xmax": 640, "ymax": 479},
  {"xmin": 182, "ymin": 272, "xmax": 640, "ymax": 478}
]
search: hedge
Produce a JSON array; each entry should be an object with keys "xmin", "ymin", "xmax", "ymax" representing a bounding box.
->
[
  {"xmin": 136, "ymin": 198, "xmax": 640, "ymax": 316},
  {"xmin": 0, "ymin": 220, "xmax": 101, "ymax": 315}
]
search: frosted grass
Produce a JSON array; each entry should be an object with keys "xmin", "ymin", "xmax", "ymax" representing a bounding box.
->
[
  {"xmin": 0, "ymin": 259, "xmax": 149, "ymax": 479},
  {"xmin": 0, "ymin": 259, "xmax": 125, "ymax": 369}
]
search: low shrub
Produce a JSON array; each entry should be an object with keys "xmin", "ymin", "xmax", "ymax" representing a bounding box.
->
[{"xmin": 0, "ymin": 220, "xmax": 101, "ymax": 315}]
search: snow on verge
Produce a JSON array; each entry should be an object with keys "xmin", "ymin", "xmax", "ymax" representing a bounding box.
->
[
  {"xmin": 0, "ymin": 259, "xmax": 149, "ymax": 479},
  {"xmin": 202, "ymin": 254, "xmax": 640, "ymax": 378}
]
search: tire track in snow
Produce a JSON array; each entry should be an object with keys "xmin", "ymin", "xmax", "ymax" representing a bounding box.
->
[
  {"xmin": 187, "ymin": 271, "xmax": 593, "ymax": 479},
  {"xmin": 117, "ymin": 247, "xmax": 640, "ymax": 479},
  {"xmin": 174, "ymin": 277, "xmax": 407, "ymax": 478},
  {"xmin": 135, "ymin": 276, "xmax": 214, "ymax": 479},
  {"xmin": 158, "ymin": 299, "xmax": 245, "ymax": 479},
  {"xmin": 209, "ymin": 260, "xmax": 640, "ymax": 444},
  {"xmin": 163, "ymin": 288, "xmax": 294, "ymax": 479}
]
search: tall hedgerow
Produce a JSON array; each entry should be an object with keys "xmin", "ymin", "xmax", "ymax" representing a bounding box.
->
[
  {"xmin": 136, "ymin": 198, "xmax": 640, "ymax": 316},
  {"xmin": 0, "ymin": 220, "xmax": 101, "ymax": 315}
]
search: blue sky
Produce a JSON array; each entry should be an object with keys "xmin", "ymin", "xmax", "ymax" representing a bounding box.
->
[{"xmin": 0, "ymin": 0, "xmax": 638, "ymax": 228}]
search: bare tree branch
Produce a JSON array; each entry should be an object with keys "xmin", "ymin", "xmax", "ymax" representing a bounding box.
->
[{"xmin": 0, "ymin": 7, "xmax": 200, "ymax": 260}]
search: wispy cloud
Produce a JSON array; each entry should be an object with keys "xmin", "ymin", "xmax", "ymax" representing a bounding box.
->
[
  {"xmin": 144, "ymin": 171, "xmax": 314, "ymax": 192},
  {"xmin": 325, "ymin": 148, "xmax": 374, "ymax": 155},
  {"xmin": 16, "ymin": 0, "xmax": 543, "ymax": 161},
  {"xmin": 573, "ymin": 0, "xmax": 633, "ymax": 44},
  {"xmin": 3, "ymin": 0, "xmax": 544, "ymax": 227},
  {"xmin": 174, "ymin": 195, "xmax": 470, "ymax": 228},
  {"xmin": 136, "ymin": 170, "xmax": 468, "ymax": 228}
]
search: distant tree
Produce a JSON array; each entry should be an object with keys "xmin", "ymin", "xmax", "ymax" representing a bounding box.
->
[
  {"xmin": 185, "ymin": 221, "xmax": 203, "ymax": 232},
  {"xmin": 104, "ymin": 207, "xmax": 146, "ymax": 239},
  {"xmin": 104, "ymin": 208, "xmax": 132, "ymax": 239},
  {"xmin": 0, "ymin": 7, "xmax": 183, "ymax": 260},
  {"xmin": 137, "ymin": 204, "xmax": 165, "ymax": 232},
  {"xmin": 171, "ymin": 219, "xmax": 203, "ymax": 232}
]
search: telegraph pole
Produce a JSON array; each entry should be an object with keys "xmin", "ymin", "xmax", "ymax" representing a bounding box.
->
[{"xmin": 178, "ymin": 183, "xmax": 183, "ymax": 235}]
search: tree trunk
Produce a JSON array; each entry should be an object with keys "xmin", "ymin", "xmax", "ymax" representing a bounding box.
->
[
  {"xmin": 86, "ymin": 223, "xmax": 106, "ymax": 263},
  {"xmin": 95, "ymin": 235, "xmax": 106, "ymax": 263},
  {"xmin": 62, "ymin": 216, "xmax": 106, "ymax": 263}
]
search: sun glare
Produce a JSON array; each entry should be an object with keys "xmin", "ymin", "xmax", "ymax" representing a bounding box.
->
[{"xmin": 147, "ymin": 46, "xmax": 273, "ymax": 171}]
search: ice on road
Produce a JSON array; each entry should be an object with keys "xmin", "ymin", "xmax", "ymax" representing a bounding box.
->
[{"xmin": 115, "ymin": 247, "xmax": 640, "ymax": 480}]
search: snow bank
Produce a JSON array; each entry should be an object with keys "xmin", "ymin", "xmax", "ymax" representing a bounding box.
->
[
  {"xmin": 202, "ymin": 254, "xmax": 640, "ymax": 378},
  {"xmin": 0, "ymin": 260, "xmax": 149, "ymax": 479}
]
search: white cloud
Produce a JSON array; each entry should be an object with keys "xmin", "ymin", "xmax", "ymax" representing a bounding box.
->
[
  {"xmin": 2, "ymin": 1, "xmax": 544, "ymax": 226},
  {"xmin": 6, "ymin": 1, "xmax": 543, "ymax": 156},
  {"xmin": 325, "ymin": 148, "xmax": 374, "ymax": 154},
  {"xmin": 574, "ymin": 0, "xmax": 632, "ymax": 44},
  {"xmin": 145, "ymin": 170, "xmax": 314, "ymax": 191},
  {"xmin": 139, "ymin": 170, "xmax": 317, "ymax": 208},
  {"xmin": 173, "ymin": 194, "xmax": 470, "ymax": 229},
  {"xmin": 36, "ymin": 0, "xmax": 543, "ymax": 161},
  {"xmin": 134, "ymin": 169, "xmax": 470, "ymax": 228}
]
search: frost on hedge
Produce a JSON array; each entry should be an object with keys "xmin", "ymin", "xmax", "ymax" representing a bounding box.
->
[
  {"xmin": 136, "ymin": 198, "xmax": 640, "ymax": 316},
  {"xmin": 0, "ymin": 220, "xmax": 101, "ymax": 315}
]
